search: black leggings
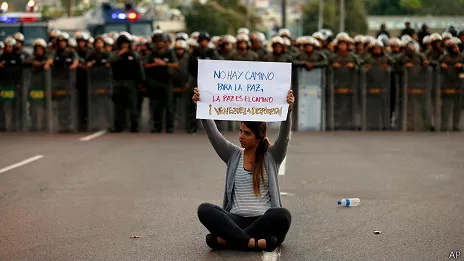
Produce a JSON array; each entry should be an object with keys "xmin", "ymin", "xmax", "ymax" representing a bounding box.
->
[{"xmin": 197, "ymin": 203, "xmax": 292, "ymax": 249}]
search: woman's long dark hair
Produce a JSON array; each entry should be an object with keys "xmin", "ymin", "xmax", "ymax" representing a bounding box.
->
[{"xmin": 242, "ymin": 121, "xmax": 271, "ymax": 197}]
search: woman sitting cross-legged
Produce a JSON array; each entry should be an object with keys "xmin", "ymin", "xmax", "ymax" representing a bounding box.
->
[{"xmin": 193, "ymin": 87, "xmax": 294, "ymax": 252}]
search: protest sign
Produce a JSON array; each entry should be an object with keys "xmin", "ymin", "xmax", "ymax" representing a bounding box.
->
[{"xmin": 196, "ymin": 60, "xmax": 292, "ymax": 122}]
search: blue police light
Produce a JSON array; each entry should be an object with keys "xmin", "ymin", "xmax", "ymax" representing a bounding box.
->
[
  {"xmin": 0, "ymin": 16, "xmax": 18, "ymax": 23},
  {"xmin": 111, "ymin": 12, "xmax": 126, "ymax": 20}
]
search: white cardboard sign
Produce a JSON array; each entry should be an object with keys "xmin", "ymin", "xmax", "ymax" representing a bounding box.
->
[{"xmin": 196, "ymin": 60, "xmax": 292, "ymax": 122}]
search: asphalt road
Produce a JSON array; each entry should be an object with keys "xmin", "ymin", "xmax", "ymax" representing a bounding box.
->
[{"xmin": 0, "ymin": 129, "xmax": 463, "ymax": 261}]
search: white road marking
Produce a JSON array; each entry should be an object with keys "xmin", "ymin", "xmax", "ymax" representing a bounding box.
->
[
  {"xmin": 0, "ymin": 155, "xmax": 44, "ymax": 174},
  {"xmin": 79, "ymin": 130, "xmax": 107, "ymax": 141},
  {"xmin": 278, "ymin": 157, "xmax": 286, "ymax": 176},
  {"xmin": 262, "ymin": 247, "xmax": 281, "ymax": 261}
]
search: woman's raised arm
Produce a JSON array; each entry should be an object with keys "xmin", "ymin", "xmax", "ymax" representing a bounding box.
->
[
  {"xmin": 193, "ymin": 87, "xmax": 238, "ymax": 163},
  {"xmin": 269, "ymin": 90, "xmax": 294, "ymax": 164}
]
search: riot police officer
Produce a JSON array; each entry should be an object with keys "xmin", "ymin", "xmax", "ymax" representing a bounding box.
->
[
  {"xmin": 295, "ymin": 36, "xmax": 329, "ymax": 70},
  {"xmin": 250, "ymin": 32, "xmax": 268, "ymax": 60},
  {"xmin": 144, "ymin": 33, "xmax": 178, "ymax": 133},
  {"xmin": 0, "ymin": 37, "xmax": 23, "ymax": 131},
  {"xmin": 229, "ymin": 34, "xmax": 258, "ymax": 61},
  {"xmin": 172, "ymin": 39, "xmax": 191, "ymax": 132},
  {"xmin": 109, "ymin": 32, "xmax": 145, "ymax": 132},
  {"xmin": 438, "ymin": 37, "xmax": 463, "ymax": 131},
  {"xmin": 187, "ymin": 32, "xmax": 221, "ymax": 133},
  {"xmin": 262, "ymin": 36, "xmax": 293, "ymax": 62},
  {"xmin": 12, "ymin": 32, "xmax": 31, "ymax": 60}
]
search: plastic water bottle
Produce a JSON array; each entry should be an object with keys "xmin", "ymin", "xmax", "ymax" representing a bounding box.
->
[{"xmin": 337, "ymin": 198, "xmax": 360, "ymax": 207}]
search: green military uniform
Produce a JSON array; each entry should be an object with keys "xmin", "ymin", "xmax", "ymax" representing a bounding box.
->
[
  {"xmin": 228, "ymin": 50, "xmax": 258, "ymax": 61},
  {"xmin": 261, "ymin": 53, "xmax": 293, "ymax": 62},
  {"xmin": 294, "ymin": 50, "xmax": 329, "ymax": 69},
  {"xmin": 438, "ymin": 51, "xmax": 463, "ymax": 131},
  {"xmin": 109, "ymin": 48, "xmax": 144, "ymax": 132}
]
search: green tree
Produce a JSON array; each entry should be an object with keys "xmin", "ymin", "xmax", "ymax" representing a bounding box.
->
[
  {"xmin": 184, "ymin": 0, "xmax": 261, "ymax": 35},
  {"xmin": 302, "ymin": 0, "xmax": 368, "ymax": 35},
  {"xmin": 364, "ymin": 0, "xmax": 464, "ymax": 15}
]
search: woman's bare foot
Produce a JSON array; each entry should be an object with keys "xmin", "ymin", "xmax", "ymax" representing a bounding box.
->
[
  {"xmin": 248, "ymin": 238, "xmax": 255, "ymax": 248},
  {"xmin": 257, "ymin": 239, "xmax": 266, "ymax": 249}
]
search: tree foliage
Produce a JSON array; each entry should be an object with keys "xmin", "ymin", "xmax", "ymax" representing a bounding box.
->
[
  {"xmin": 184, "ymin": 0, "xmax": 261, "ymax": 35},
  {"xmin": 302, "ymin": 0, "xmax": 368, "ymax": 35},
  {"xmin": 365, "ymin": 0, "xmax": 464, "ymax": 15}
]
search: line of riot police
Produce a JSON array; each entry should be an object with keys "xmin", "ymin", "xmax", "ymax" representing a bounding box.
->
[{"xmin": 0, "ymin": 27, "xmax": 462, "ymax": 133}]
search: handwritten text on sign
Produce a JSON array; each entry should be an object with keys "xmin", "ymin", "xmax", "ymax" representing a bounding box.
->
[{"xmin": 196, "ymin": 60, "xmax": 292, "ymax": 122}]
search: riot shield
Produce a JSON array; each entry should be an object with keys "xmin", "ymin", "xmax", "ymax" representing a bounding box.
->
[
  {"xmin": 361, "ymin": 65, "xmax": 391, "ymax": 130},
  {"xmin": 22, "ymin": 68, "xmax": 53, "ymax": 132},
  {"xmin": 400, "ymin": 66, "xmax": 432, "ymax": 131},
  {"xmin": 295, "ymin": 67, "xmax": 325, "ymax": 131},
  {"xmin": 0, "ymin": 67, "xmax": 22, "ymax": 132},
  {"xmin": 87, "ymin": 66, "xmax": 113, "ymax": 132},
  {"xmin": 328, "ymin": 67, "xmax": 359, "ymax": 130},
  {"xmin": 437, "ymin": 67, "xmax": 463, "ymax": 131},
  {"xmin": 51, "ymin": 68, "xmax": 78, "ymax": 132}
]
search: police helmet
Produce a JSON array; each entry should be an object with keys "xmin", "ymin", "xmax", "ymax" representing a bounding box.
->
[
  {"xmin": 174, "ymin": 39, "xmax": 188, "ymax": 50},
  {"xmin": 75, "ymin": 31, "xmax": 90, "ymax": 41},
  {"xmin": 207, "ymin": 41, "xmax": 215, "ymax": 49},
  {"xmin": 0, "ymin": 42, "xmax": 4, "ymax": 49},
  {"xmin": 187, "ymin": 38, "xmax": 199, "ymax": 47},
  {"xmin": 430, "ymin": 33, "xmax": 442, "ymax": 42},
  {"xmin": 56, "ymin": 32, "xmax": 70, "ymax": 41},
  {"xmin": 33, "ymin": 38, "xmax": 47, "ymax": 48},
  {"xmin": 369, "ymin": 39, "xmax": 384, "ymax": 49},
  {"xmin": 13, "ymin": 32, "xmax": 24, "ymax": 42},
  {"xmin": 68, "ymin": 38, "xmax": 77, "ymax": 48},
  {"xmin": 296, "ymin": 36, "xmax": 306, "ymax": 46},
  {"xmin": 282, "ymin": 37, "xmax": 291, "ymax": 46},
  {"xmin": 3, "ymin": 36, "xmax": 17, "ymax": 46},
  {"xmin": 377, "ymin": 34, "xmax": 389, "ymax": 46},
  {"xmin": 222, "ymin": 34, "xmax": 236, "ymax": 44},
  {"xmin": 103, "ymin": 36, "xmax": 114, "ymax": 46},
  {"xmin": 388, "ymin": 37, "xmax": 401, "ymax": 46},
  {"xmin": 117, "ymin": 32, "xmax": 133, "ymax": 46},
  {"xmin": 176, "ymin": 32, "xmax": 189, "ymax": 41},
  {"xmin": 312, "ymin": 32, "xmax": 326, "ymax": 41},
  {"xmin": 271, "ymin": 36, "xmax": 284, "ymax": 46},
  {"xmin": 319, "ymin": 29, "xmax": 333, "ymax": 39},
  {"xmin": 422, "ymin": 35, "xmax": 432, "ymax": 45},
  {"xmin": 446, "ymin": 37, "xmax": 461, "ymax": 47},
  {"xmin": 279, "ymin": 28, "xmax": 291, "ymax": 38},
  {"xmin": 190, "ymin": 31, "xmax": 200, "ymax": 39},
  {"xmin": 307, "ymin": 36, "xmax": 320, "ymax": 47},
  {"xmin": 211, "ymin": 36, "xmax": 221, "ymax": 45},
  {"xmin": 250, "ymin": 32, "xmax": 266, "ymax": 43},
  {"xmin": 197, "ymin": 32, "xmax": 211, "ymax": 42},
  {"xmin": 400, "ymin": 34, "xmax": 412, "ymax": 43},
  {"xmin": 237, "ymin": 27, "xmax": 250, "ymax": 35},
  {"xmin": 442, "ymin": 32, "xmax": 452, "ymax": 40},
  {"xmin": 354, "ymin": 35, "xmax": 365, "ymax": 43},
  {"xmin": 236, "ymin": 34, "xmax": 250, "ymax": 47},
  {"xmin": 335, "ymin": 32, "xmax": 352, "ymax": 43}
]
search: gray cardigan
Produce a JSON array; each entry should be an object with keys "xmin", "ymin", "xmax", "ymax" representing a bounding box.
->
[{"xmin": 201, "ymin": 112, "xmax": 292, "ymax": 211}]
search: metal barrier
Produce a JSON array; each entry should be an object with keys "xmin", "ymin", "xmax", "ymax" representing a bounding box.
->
[
  {"xmin": 328, "ymin": 66, "xmax": 359, "ymax": 130},
  {"xmin": 0, "ymin": 67, "xmax": 22, "ymax": 132},
  {"xmin": 361, "ymin": 64, "xmax": 391, "ymax": 131},
  {"xmin": 294, "ymin": 67, "xmax": 325, "ymax": 131},
  {"xmin": 86, "ymin": 66, "xmax": 113, "ymax": 132},
  {"xmin": 2, "ymin": 64, "xmax": 463, "ymax": 133},
  {"xmin": 436, "ymin": 68, "xmax": 463, "ymax": 131},
  {"xmin": 51, "ymin": 68, "xmax": 78, "ymax": 132},
  {"xmin": 22, "ymin": 68, "xmax": 53, "ymax": 132},
  {"xmin": 400, "ymin": 66, "xmax": 432, "ymax": 131}
]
